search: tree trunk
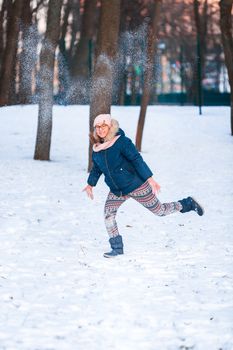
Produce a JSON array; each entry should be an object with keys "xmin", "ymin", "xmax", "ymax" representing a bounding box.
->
[
  {"xmin": 187, "ymin": 0, "xmax": 208, "ymax": 106},
  {"xmin": 58, "ymin": 0, "xmax": 72, "ymax": 103},
  {"xmin": 0, "ymin": 0, "xmax": 8, "ymax": 70},
  {"xmin": 69, "ymin": 0, "xmax": 81, "ymax": 58},
  {"xmin": 0, "ymin": 0, "xmax": 24, "ymax": 106},
  {"xmin": 88, "ymin": 0, "xmax": 121, "ymax": 171},
  {"xmin": 220, "ymin": 0, "xmax": 233, "ymax": 135},
  {"xmin": 18, "ymin": 0, "xmax": 37, "ymax": 104},
  {"xmin": 193, "ymin": 0, "xmax": 204, "ymax": 113},
  {"xmin": 135, "ymin": 0, "xmax": 161, "ymax": 152},
  {"xmin": 131, "ymin": 64, "xmax": 137, "ymax": 105},
  {"xmin": 34, "ymin": 0, "xmax": 63, "ymax": 160},
  {"xmin": 69, "ymin": 0, "xmax": 98, "ymax": 104}
]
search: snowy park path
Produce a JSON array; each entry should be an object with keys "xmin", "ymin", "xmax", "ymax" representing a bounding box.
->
[{"xmin": 0, "ymin": 105, "xmax": 233, "ymax": 350}]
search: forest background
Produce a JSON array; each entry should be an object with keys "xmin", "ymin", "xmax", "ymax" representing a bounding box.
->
[{"xmin": 0, "ymin": 0, "xmax": 232, "ymax": 165}]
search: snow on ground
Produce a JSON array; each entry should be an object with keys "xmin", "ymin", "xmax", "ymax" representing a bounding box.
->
[{"xmin": 0, "ymin": 105, "xmax": 233, "ymax": 350}]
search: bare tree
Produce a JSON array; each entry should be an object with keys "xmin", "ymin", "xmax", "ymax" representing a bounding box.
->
[
  {"xmin": 0, "ymin": 0, "xmax": 8, "ymax": 70},
  {"xmin": 69, "ymin": 0, "xmax": 98, "ymax": 104},
  {"xmin": 88, "ymin": 0, "xmax": 121, "ymax": 171},
  {"xmin": 0, "ymin": 0, "xmax": 24, "ymax": 106},
  {"xmin": 135, "ymin": 0, "xmax": 161, "ymax": 151},
  {"xmin": 34, "ymin": 0, "xmax": 63, "ymax": 160},
  {"xmin": 57, "ymin": 0, "xmax": 73, "ymax": 103},
  {"xmin": 193, "ymin": 0, "xmax": 209, "ymax": 112},
  {"xmin": 18, "ymin": 0, "xmax": 40, "ymax": 104},
  {"xmin": 220, "ymin": 0, "xmax": 233, "ymax": 135},
  {"xmin": 69, "ymin": 0, "xmax": 81, "ymax": 58}
]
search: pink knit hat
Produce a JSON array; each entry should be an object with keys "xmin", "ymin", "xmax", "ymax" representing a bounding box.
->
[{"xmin": 93, "ymin": 114, "xmax": 112, "ymax": 127}]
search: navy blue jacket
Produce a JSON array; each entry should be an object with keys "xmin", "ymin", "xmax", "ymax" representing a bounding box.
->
[{"xmin": 87, "ymin": 129, "xmax": 153, "ymax": 196}]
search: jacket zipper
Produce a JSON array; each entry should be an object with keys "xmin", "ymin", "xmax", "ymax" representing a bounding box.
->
[{"xmin": 104, "ymin": 150, "xmax": 122, "ymax": 196}]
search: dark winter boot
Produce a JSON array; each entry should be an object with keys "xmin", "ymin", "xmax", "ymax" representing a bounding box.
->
[
  {"xmin": 103, "ymin": 235, "xmax": 124, "ymax": 258},
  {"xmin": 179, "ymin": 196, "xmax": 204, "ymax": 216}
]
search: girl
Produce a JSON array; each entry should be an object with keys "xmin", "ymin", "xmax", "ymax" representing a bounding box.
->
[{"xmin": 83, "ymin": 114, "xmax": 204, "ymax": 258}]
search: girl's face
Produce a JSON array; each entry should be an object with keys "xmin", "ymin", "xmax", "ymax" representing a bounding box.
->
[{"xmin": 95, "ymin": 124, "xmax": 110, "ymax": 139}]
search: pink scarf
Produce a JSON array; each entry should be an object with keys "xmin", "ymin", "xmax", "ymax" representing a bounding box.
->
[{"xmin": 93, "ymin": 135, "xmax": 121, "ymax": 152}]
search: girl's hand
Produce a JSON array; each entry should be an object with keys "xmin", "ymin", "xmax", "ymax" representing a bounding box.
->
[
  {"xmin": 147, "ymin": 177, "xmax": 161, "ymax": 195},
  {"xmin": 82, "ymin": 184, "xmax": 94, "ymax": 200}
]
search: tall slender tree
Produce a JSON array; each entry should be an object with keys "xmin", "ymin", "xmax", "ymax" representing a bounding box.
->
[
  {"xmin": 69, "ymin": 0, "xmax": 81, "ymax": 58},
  {"xmin": 58, "ymin": 0, "xmax": 73, "ymax": 103},
  {"xmin": 0, "ymin": 0, "xmax": 8, "ymax": 70},
  {"xmin": 88, "ymin": 0, "xmax": 121, "ymax": 171},
  {"xmin": 18, "ymin": 0, "xmax": 39, "ymax": 104},
  {"xmin": 34, "ymin": 0, "xmax": 63, "ymax": 160},
  {"xmin": 70, "ymin": 0, "xmax": 98, "ymax": 104},
  {"xmin": 0, "ymin": 0, "xmax": 24, "ymax": 106},
  {"xmin": 220, "ymin": 0, "xmax": 233, "ymax": 135},
  {"xmin": 193, "ymin": 0, "xmax": 209, "ymax": 113},
  {"xmin": 135, "ymin": 0, "xmax": 161, "ymax": 151}
]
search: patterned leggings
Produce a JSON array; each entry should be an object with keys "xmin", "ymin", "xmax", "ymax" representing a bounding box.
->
[{"xmin": 104, "ymin": 181, "xmax": 182, "ymax": 237}]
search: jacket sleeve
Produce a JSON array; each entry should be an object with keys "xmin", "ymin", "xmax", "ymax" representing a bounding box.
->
[
  {"xmin": 87, "ymin": 160, "xmax": 103, "ymax": 186},
  {"xmin": 121, "ymin": 137, "xmax": 153, "ymax": 181}
]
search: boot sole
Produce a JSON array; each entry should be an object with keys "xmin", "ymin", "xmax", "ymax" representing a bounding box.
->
[
  {"xmin": 103, "ymin": 254, "xmax": 116, "ymax": 258},
  {"xmin": 103, "ymin": 252, "xmax": 123, "ymax": 258},
  {"xmin": 191, "ymin": 196, "xmax": 204, "ymax": 216}
]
